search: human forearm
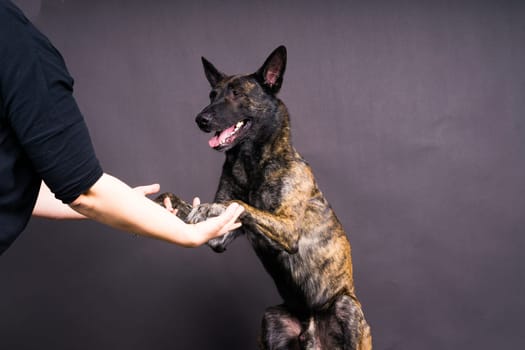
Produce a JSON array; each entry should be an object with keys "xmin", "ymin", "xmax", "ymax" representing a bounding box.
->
[
  {"xmin": 33, "ymin": 182, "xmax": 86, "ymax": 219},
  {"xmin": 69, "ymin": 173, "xmax": 243, "ymax": 247},
  {"xmin": 70, "ymin": 173, "xmax": 189, "ymax": 242},
  {"xmin": 33, "ymin": 181, "xmax": 162, "ymax": 220}
]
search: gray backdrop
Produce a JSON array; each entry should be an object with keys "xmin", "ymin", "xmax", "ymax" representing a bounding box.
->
[{"xmin": 1, "ymin": 0, "xmax": 524, "ymax": 349}]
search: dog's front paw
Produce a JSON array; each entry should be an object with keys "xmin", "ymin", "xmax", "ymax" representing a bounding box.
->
[
  {"xmin": 187, "ymin": 202, "xmax": 242, "ymax": 253},
  {"xmin": 154, "ymin": 192, "xmax": 192, "ymax": 220},
  {"xmin": 207, "ymin": 236, "xmax": 228, "ymax": 253},
  {"xmin": 186, "ymin": 203, "xmax": 228, "ymax": 224},
  {"xmin": 207, "ymin": 228, "xmax": 242, "ymax": 253}
]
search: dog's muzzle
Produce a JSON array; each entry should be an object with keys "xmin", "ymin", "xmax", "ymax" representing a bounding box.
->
[{"xmin": 195, "ymin": 112, "xmax": 214, "ymax": 133}]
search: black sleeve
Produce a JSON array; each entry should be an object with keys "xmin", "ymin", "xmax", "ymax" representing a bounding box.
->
[{"xmin": 0, "ymin": 2, "xmax": 103, "ymax": 203}]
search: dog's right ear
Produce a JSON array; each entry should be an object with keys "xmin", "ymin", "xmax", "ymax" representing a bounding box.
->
[
  {"xmin": 201, "ymin": 57, "xmax": 225, "ymax": 88},
  {"xmin": 255, "ymin": 45, "xmax": 287, "ymax": 94}
]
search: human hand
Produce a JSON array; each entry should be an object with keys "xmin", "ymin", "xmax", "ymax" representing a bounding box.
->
[
  {"xmin": 152, "ymin": 190, "xmax": 244, "ymax": 245},
  {"xmin": 70, "ymin": 174, "xmax": 244, "ymax": 247},
  {"xmin": 190, "ymin": 202, "xmax": 244, "ymax": 242}
]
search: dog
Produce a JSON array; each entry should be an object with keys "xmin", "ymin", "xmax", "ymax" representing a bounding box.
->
[{"xmin": 156, "ymin": 46, "xmax": 372, "ymax": 350}]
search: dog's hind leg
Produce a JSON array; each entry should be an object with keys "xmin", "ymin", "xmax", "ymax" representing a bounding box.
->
[
  {"xmin": 259, "ymin": 305, "xmax": 302, "ymax": 350},
  {"xmin": 332, "ymin": 295, "xmax": 372, "ymax": 350}
]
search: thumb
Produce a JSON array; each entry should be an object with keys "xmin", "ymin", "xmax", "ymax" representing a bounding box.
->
[
  {"xmin": 195, "ymin": 203, "xmax": 244, "ymax": 237},
  {"xmin": 133, "ymin": 183, "xmax": 161, "ymax": 196}
]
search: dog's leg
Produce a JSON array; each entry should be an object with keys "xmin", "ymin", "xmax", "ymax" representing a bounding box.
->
[
  {"xmin": 259, "ymin": 305, "xmax": 302, "ymax": 350},
  {"xmin": 332, "ymin": 295, "xmax": 372, "ymax": 350},
  {"xmin": 186, "ymin": 199, "xmax": 302, "ymax": 254},
  {"xmin": 240, "ymin": 203, "xmax": 301, "ymax": 253},
  {"xmin": 235, "ymin": 162, "xmax": 330, "ymax": 254}
]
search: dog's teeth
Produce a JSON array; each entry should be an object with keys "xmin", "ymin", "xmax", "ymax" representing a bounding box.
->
[{"xmin": 234, "ymin": 121, "xmax": 244, "ymax": 131}]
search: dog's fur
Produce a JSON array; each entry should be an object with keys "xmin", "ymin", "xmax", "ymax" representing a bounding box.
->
[{"xmin": 156, "ymin": 46, "xmax": 372, "ymax": 349}]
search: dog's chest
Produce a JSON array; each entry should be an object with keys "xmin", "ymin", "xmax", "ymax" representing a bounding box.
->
[
  {"xmin": 248, "ymin": 181, "xmax": 282, "ymax": 212},
  {"xmin": 231, "ymin": 160, "xmax": 285, "ymax": 212}
]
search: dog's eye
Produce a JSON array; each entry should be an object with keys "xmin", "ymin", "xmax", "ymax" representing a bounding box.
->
[
  {"xmin": 226, "ymin": 83, "xmax": 242, "ymax": 98},
  {"xmin": 209, "ymin": 91, "xmax": 217, "ymax": 100}
]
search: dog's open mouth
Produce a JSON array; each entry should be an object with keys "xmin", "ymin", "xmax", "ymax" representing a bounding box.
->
[{"xmin": 208, "ymin": 119, "xmax": 249, "ymax": 149}]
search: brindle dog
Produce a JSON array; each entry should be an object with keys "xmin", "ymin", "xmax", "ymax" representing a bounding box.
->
[{"xmin": 156, "ymin": 46, "xmax": 372, "ymax": 350}]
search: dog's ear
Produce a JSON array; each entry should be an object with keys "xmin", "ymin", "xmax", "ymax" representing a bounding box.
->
[
  {"xmin": 202, "ymin": 57, "xmax": 225, "ymax": 88},
  {"xmin": 255, "ymin": 45, "xmax": 287, "ymax": 94}
]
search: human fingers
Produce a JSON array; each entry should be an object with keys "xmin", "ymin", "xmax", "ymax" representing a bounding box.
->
[
  {"xmin": 192, "ymin": 197, "xmax": 201, "ymax": 207},
  {"xmin": 209, "ymin": 203, "xmax": 244, "ymax": 235},
  {"xmin": 191, "ymin": 203, "xmax": 244, "ymax": 244},
  {"xmin": 133, "ymin": 183, "xmax": 160, "ymax": 196},
  {"xmin": 223, "ymin": 203, "xmax": 245, "ymax": 232},
  {"xmin": 163, "ymin": 196, "xmax": 174, "ymax": 212}
]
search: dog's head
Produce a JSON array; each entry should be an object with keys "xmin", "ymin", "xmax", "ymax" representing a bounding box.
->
[{"xmin": 195, "ymin": 46, "xmax": 287, "ymax": 152}]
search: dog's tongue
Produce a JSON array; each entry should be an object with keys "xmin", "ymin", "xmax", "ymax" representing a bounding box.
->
[{"xmin": 208, "ymin": 125, "xmax": 236, "ymax": 148}]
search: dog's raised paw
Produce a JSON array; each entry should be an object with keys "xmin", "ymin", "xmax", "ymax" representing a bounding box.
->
[
  {"xmin": 154, "ymin": 192, "xmax": 192, "ymax": 220},
  {"xmin": 187, "ymin": 203, "xmax": 228, "ymax": 224}
]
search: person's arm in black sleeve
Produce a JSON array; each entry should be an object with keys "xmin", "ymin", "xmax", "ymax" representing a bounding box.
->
[{"xmin": 1, "ymin": 2, "xmax": 243, "ymax": 247}]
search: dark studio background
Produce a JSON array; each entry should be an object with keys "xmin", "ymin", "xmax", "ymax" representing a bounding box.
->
[{"xmin": 1, "ymin": 0, "xmax": 524, "ymax": 349}]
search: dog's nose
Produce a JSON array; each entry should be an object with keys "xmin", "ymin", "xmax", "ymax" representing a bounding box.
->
[{"xmin": 196, "ymin": 113, "xmax": 213, "ymax": 132}]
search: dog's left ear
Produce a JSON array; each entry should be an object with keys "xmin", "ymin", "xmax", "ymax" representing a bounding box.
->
[
  {"xmin": 202, "ymin": 57, "xmax": 226, "ymax": 88},
  {"xmin": 255, "ymin": 45, "xmax": 287, "ymax": 94}
]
